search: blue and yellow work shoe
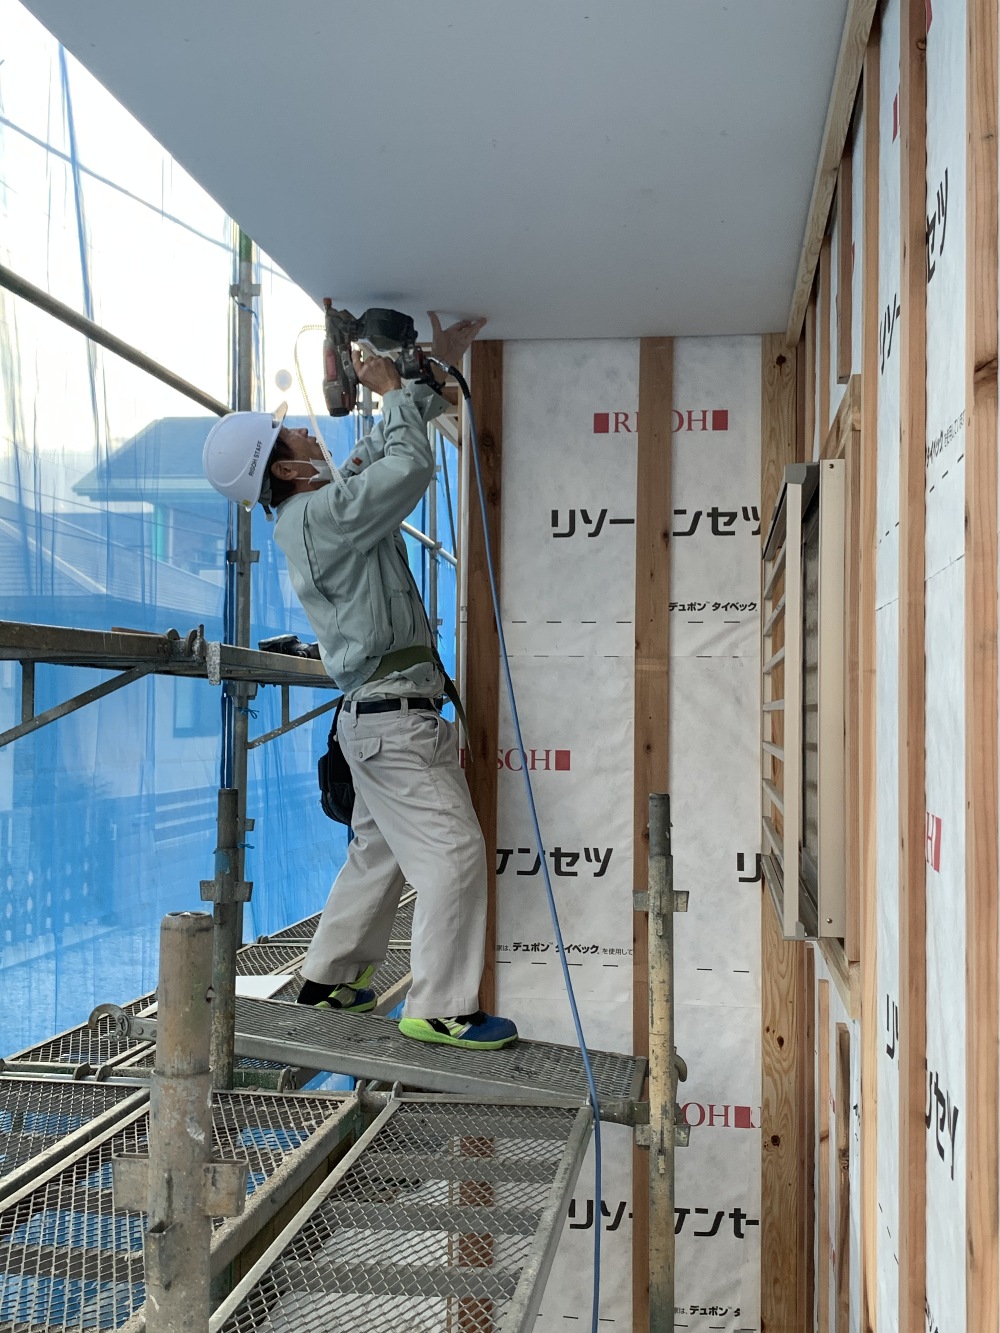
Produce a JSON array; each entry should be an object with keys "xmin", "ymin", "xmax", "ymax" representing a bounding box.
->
[
  {"xmin": 351, "ymin": 964, "xmax": 377, "ymax": 992},
  {"xmin": 317, "ymin": 983, "xmax": 376, "ymax": 1013},
  {"xmin": 297, "ymin": 965, "xmax": 377, "ymax": 1013},
  {"xmin": 398, "ymin": 1011, "xmax": 518, "ymax": 1050}
]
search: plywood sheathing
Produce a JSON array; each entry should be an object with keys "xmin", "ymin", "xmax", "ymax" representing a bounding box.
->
[{"xmin": 631, "ymin": 336, "xmax": 672, "ymax": 1333}]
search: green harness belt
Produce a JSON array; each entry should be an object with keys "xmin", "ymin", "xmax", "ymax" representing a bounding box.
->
[{"xmin": 366, "ymin": 645, "xmax": 469, "ymax": 736}]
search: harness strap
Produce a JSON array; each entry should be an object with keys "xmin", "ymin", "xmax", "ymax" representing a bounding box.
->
[{"xmin": 366, "ymin": 645, "xmax": 469, "ymax": 737}]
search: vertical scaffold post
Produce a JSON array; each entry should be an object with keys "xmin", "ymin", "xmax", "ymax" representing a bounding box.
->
[
  {"xmin": 113, "ymin": 913, "xmax": 247, "ymax": 1333},
  {"xmin": 201, "ymin": 788, "xmax": 250, "ymax": 1087},
  {"xmin": 648, "ymin": 792, "xmax": 677, "ymax": 1332},
  {"xmin": 211, "ymin": 228, "xmax": 259, "ymax": 1087},
  {"xmin": 427, "ymin": 424, "xmax": 439, "ymax": 643}
]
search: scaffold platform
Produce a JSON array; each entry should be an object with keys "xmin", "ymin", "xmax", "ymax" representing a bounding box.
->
[
  {"xmin": 113, "ymin": 1000, "xmax": 646, "ymax": 1126},
  {"xmin": 0, "ymin": 620, "xmax": 338, "ymax": 689}
]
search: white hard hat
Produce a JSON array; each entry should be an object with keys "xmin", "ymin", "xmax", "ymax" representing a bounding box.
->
[{"xmin": 202, "ymin": 405, "xmax": 286, "ymax": 508}]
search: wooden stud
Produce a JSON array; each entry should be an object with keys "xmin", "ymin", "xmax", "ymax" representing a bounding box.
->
[
  {"xmin": 761, "ymin": 332, "xmax": 795, "ymax": 803},
  {"xmin": 966, "ymin": 0, "xmax": 1000, "ymax": 1324},
  {"xmin": 761, "ymin": 338, "xmax": 794, "ymax": 881},
  {"xmin": 819, "ymin": 235, "xmax": 832, "ymax": 449},
  {"xmin": 897, "ymin": 0, "xmax": 927, "ymax": 1326},
  {"xmin": 759, "ymin": 333, "xmax": 811, "ymax": 1333},
  {"xmin": 802, "ymin": 944, "xmax": 817, "ymax": 1333},
  {"xmin": 820, "ymin": 370, "xmax": 861, "ymax": 463},
  {"xmin": 761, "ymin": 336, "xmax": 798, "ymax": 522},
  {"xmin": 631, "ymin": 336, "xmax": 672, "ymax": 1333},
  {"xmin": 761, "ymin": 895, "xmax": 811, "ymax": 1332},
  {"xmin": 795, "ymin": 328, "xmax": 808, "ymax": 464},
  {"xmin": 786, "ymin": 0, "xmax": 880, "ymax": 345},
  {"xmin": 836, "ymin": 148, "xmax": 854, "ymax": 385},
  {"xmin": 858, "ymin": 26, "xmax": 881, "ymax": 1333},
  {"xmin": 465, "ymin": 340, "xmax": 503, "ymax": 1016},
  {"xmin": 818, "ymin": 980, "xmax": 831, "ymax": 1333},
  {"xmin": 842, "ymin": 378, "xmax": 862, "ymax": 977},
  {"xmin": 805, "ymin": 296, "xmax": 818, "ymax": 461},
  {"xmin": 434, "ymin": 410, "xmax": 461, "ymax": 446},
  {"xmin": 835, "ymin": 1025, "xmax": 851, "ymax": 1331},
  {"xmin": 761, "ymin": 336, "xmax": 796, "ymax": 848},
  {"xmin": 818, "ymin": 935, "xmax": 860, "ymax": 1019},
  {"xmin": 815, "ymin": 375, "xmax": 862, "ymax": 1005}
]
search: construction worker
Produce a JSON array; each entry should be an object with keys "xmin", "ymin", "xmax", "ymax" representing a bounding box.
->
[{"xmin": 202, "ymin": 314, "xmax": 517, "ymax": 1051}]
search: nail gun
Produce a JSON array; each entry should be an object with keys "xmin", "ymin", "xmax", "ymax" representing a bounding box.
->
[{"xmin": 322, "ymin": 303, "xmax": 432, "ymax": 415}]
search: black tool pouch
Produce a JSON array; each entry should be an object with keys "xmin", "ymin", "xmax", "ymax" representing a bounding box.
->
[{"xmin": 317, "ymin": 698, "xmax": 354, "ymax": 825}]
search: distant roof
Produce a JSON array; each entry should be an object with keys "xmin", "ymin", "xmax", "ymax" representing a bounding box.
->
[{"xmin": 74, "ymin": 415, "xmax": 362, "ymax": 503}]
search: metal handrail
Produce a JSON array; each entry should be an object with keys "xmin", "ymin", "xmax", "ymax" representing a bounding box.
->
[{"xmin": 0, "ymin": 261, "xmax": 230, "ymax": 416}]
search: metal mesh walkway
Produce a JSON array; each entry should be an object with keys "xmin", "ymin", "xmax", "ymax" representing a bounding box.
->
[
  {"xmin": 210, "ymin": 1097, "xmax": 591, "ymax": 1333},
  {"xmin": 234, "ymin": 943, "xmax": 307, "ymax": 977},
  {"xmin": 0, "ymin": 1079, "xmax": 146, "ymax": 1199},
  {"xmin": 0, "ymin": 1089, "xmax": 355, "ymax": 1332},
  {"xmin": 260, "ymin": 914, "xmax": 322, "ymax": 946}
]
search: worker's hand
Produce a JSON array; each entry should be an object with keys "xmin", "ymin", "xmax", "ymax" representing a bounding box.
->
[
  {"xmin": 428, "ymin": 311, "xmax": 487, "ymax": 372},
  {"xmin": 352, "ymin": 345, "xmax": 402, "ymax": 397}
]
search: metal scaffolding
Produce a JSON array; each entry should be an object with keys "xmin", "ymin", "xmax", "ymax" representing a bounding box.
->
[
  {"xmin": 0, "ymin": 253, "xmax": 688, "ymax": 1330},
  {"xmin": 0, "ymin": 737, "xmax": 684, "ymax": 1332},
  {"xmin": 0, "ymin": 253, "xmax": 461, "ymax": 1092},
  {"xmin": 112, "ymin": 913, "xmax": 248, "ymax": 1332},
  {"xmin": 208, "ymin": 1096, "xmax": 592, "ymax": 1333},
  {"xmin": 0, "ymin": 1074, "xmax": 360, "ymax": 1332}
]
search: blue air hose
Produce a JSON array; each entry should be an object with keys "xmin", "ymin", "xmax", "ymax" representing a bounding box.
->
[{"xmin": 440, "ymin": 362, "xmax": 604, "ymax": 1333}]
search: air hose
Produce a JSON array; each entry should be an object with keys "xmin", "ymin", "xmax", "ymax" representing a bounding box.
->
[{"xmin": 434, "ymin": 358, "xmax": 604, "ymax": 1333}]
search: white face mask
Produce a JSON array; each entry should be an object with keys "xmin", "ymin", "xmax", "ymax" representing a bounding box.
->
[{"xmin": 304, "ymin": 459, "xmax": 334, "ymax": 484}]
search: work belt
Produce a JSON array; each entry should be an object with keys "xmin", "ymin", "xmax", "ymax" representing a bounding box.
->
[
  {"xmin": 364, "ymin": 645, "xmax": 468, "ymax": 735},
  {"xmin": 343, "ymin": 695, "xmax": 440, "ymax": 715}
]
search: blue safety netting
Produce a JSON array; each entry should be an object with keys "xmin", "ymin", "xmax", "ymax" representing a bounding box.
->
[{"xmin": 0, "ymin": 2, "xmax": 459, "ymax": 1058}]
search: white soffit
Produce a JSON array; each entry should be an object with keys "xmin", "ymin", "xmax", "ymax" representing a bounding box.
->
[{"xmin": 20, "ymin": 1, "xmax": 848, "ymax": 340}]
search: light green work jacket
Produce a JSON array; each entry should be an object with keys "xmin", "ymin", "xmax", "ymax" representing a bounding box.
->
[{"xmin": 273, "ymin": 384, "xmax": 447, "ymax": 694}]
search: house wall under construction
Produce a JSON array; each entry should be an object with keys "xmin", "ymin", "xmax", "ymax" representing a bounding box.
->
[
  {"xmin": 752, "ymin": 1, "xmax": 998, "ymax": 1330},
  {"xmin": 3, "ymin": 0, "xmax": 1000, "ymax": 1330}
]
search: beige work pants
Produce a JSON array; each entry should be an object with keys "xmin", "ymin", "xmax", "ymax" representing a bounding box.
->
[{"xmin": 301, "ymin": 701, "xmax": 487, "ymax": 1018}]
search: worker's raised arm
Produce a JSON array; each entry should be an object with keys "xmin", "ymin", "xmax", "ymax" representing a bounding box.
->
[
  {"xmin": 341, "ymin": 382, "xmax": 447, "ymax": 478},
  {"xmin": 339, "ymin": 314, "xmax": 485, "ymax": 480},
  {"xmin": 313, "ymin": 385, "xmax": 437, "ymax": 552}
]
